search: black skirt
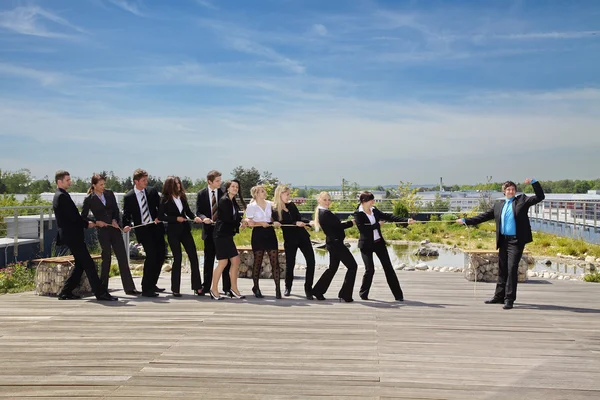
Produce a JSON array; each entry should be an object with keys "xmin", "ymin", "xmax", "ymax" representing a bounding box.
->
[
  {"xmin": 214, "ymin": 236, "xmax": 238, "ymax": 260},
  {"xmin": 251, "ymin": 226, "xmax": 278, "ymax": 251}
]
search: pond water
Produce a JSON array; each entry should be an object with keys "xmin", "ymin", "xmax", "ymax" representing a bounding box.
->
[{"xmin": 294, "ymin": 242, "xmax": 588, "ymax": 275}]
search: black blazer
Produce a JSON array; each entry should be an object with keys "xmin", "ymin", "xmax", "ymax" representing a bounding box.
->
[
  {"xmin": 53, "ymin": 188, "xmax": 88, "ymax": 245},
  {"xmin": 158, "ymin": 196, "xmax": 196, "ymax": 235},
  {"xmin": 81, "ymin": 190, "xmax": 121, "ymax": 226},
  {"xmin": 272, "ymin": 202, "xmax": 310, "ymax": 244},
  {"xmin": 195, "ymin": 186, "xmax": 223, "ymax": 240},
  {"xmin": 317, "ymin": 208, "xmax": 353, "ymax": 245},
  {"xmin": 213, "ymin": 194, "xmax": 242, "ymax": 238},
  {"xmin": 464, "ymin": 181, "xmax": 545, "ymax": 248},
  {"xmin": 354, "ymin": 207, "xmax": 408, "ymax": 251},
  {"xmin": 122, "ymin": 186, "xmax": 164, "ymax": 242}
]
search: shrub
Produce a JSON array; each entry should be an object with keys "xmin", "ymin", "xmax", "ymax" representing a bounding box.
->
[
  {"xmin": 583, "ymin": 272, "xmax": 600, "ymax": 283},
  {"xmin": 441, "ymin": 213, "xmax": 458, "ymax": 222},
  {"xmin": 429, "ymin": 214, "xmax": 440, "ymax": 222},
  {"xmin": 0, "ymin": 263, "xmax": 35, "ymax": 294},
  {"xmin": 393, "ymin": 201, "xmax": 409, "ymax": 218}
]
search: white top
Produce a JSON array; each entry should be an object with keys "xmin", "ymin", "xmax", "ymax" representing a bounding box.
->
[
  {"xmin": 359, "ymin": 204, "xmax": 381, "ymax": 241},
  {"xmin": 246, "ymin": 201, "xmax": 273, "ymax": 223},
  {"xmin": 173, "ymin": 196, "xmax": 183, "ymax": 213}
]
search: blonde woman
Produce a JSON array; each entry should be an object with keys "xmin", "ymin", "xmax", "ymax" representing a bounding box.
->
[
  {"xmin": 246, "ymin": 185, "xmax": 282, "ymax": 299},
  {"xmin": 272, "ymin": 185, "xmax": 315, "ymax": 299},
  {"xmin": 311, "ymin": 192, "xmax": 357, "ymax": 302}
]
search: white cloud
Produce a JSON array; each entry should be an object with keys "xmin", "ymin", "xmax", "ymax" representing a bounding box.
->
[
  {"xmin": 0, "ymin": 63, "xmax": 63, "ymax": 86},
  {"xmin": 196, "ymin": 0, "xmax": 217, "ymax": 10},
  {"xmin": 491, "ymin": 31, "xmax": 600, "ymax": 40},
  {"xmin": 311, "ymin": 24, "xmax": 328, "ymax": 36},
  {"xmin": 1, "ymin": 87, "xmax": 599, "ymax": 184},
  {"xmin": 107, "ymin": 0, "xmax": 145, "ymax": 17},
  {"xmin": 228, "ymin": 38, "xmax": 306, "ymax": 74},
  {"xmin": 0, "ymin": 6, "xmax": 87, "ymax": 38}
]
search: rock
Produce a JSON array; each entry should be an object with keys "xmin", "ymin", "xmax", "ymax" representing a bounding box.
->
[
  {"xmin": 596, "ymin": 258, "xmax": 600, "ymax": 263},
  {"xmin": 550, "ymin": 273, "xmax": 558, "ymax": 279},
  {"xmin": 543, "ymin": 259, "xmax": 552, "ymax": 266},
  {"xmin": 415, "ymin": 263, "xmax": 429, "ymax": 271},
  {"xmin": 440, "ymin": 266, "xmax": 449, "ymax": 273},
  {"xmin": 403, "ymin": 266, "xmax": 416, "ymax": 271},
  {"xmin": 395, "ymin": 263, "xmax": 406, "ymax": 271},
  {"xmin": 414, "ymin": 247, "xmax": 439, "ymax": 257},
  {"xmin": 558, "ymin": 276, "xmax": 564, "ymax": 280},
  {"xmin": 420, "ymin": 239, "xmax": 430, "ymax": 245},
  {"xmin": 521, "ymin": 255, "xmax": 535, "ymax": 265},
  {"xmin": 585, "ymin": 256, "xmax": 596, "ymax": 263},
  {"xmin": 542, "ymin": 272, "xmax": 551, "ymax": 279},
  {"xmin": 161, "ymin": 264, "xmax": 172, "ymax": 273},
  {"xmin": 527, "ymin": 270, "xmax": 537, "ymax": 278},
  {"xmin": 563, "ymin": 276, "xmax": 571, "ymax": 280}
]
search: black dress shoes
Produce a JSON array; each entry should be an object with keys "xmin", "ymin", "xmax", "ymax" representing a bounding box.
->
[
  {"xmin": 172, "ymin": 293, "xmax": 182, "ymax": 297},
  {"xmin": 313, "ymin": 293, "xmax": 326, "ymax": 301},
  {"xmin": 360, "ymin": 295, "xmax": 369, "ymax": 301},
  {"xmin": 125, "ymin": 290, "xmax": 142, "ymax": 295},
  {"xmin": 58, "ymin": 292, "xmax": 81, "ymax": 300},
  {"xmin": 503, "ymin": 300, "xmax": 514, "ymax": 310},
  {"xmin": 195, "ymin": 289, "xmax": 206, "ymax": 296},
  {"xmin": 284, "ymin": 288, "xmax": 291, "ymax": 297},
  {"xmin": 338, "ymin": 297, "xmax": 354, "ymax": 303},
  {"xmin": 154, "ymin": 287, "xmax": 166, "ymax": 292},
  {"xmin": 142, "ymin": 292, "xmax": 159, "ymax": 297},
  {"xmin": 96, "ymin": 293, "xmax": 118, "ymax": 301},
  {"xmin": 484, "ymin": 297, "xmax": 504, "ymax": 304},
  {"xmin": 395, "ymin": 297, "xmax": 404, "ymax": 302}
]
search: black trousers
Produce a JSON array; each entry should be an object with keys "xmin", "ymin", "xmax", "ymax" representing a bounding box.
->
[
  {"xmin": 97, "ymin": 227, "xmax": 136, "ymax": 292},
  {"xmin": 60, "ymin": 237, "xmax": 105, "ymax": 297},
  {"xmin": 167, "ymin": 229, "xmax": 202, "ymax": 293},
  {"xmin": 202, "ymin": 234, "xmax": 231, "ymax": 292},
  {"xmin": 495, "ymin": 236, "xmax": 525, "ymax": 301},
  {"xmin": 284, "ymin": 237, "xmax": 315, "ymax": 294},
  {"xmin": 312, "ymin": 241, "xmax": 358, "ymax": 300},
  {"xmin": 359, "ymin": 240, "xmax": 403, "ymax": 300},
  {"xmin": 139, "ymin": 226, "xmax": 166, "ymax": 294}
]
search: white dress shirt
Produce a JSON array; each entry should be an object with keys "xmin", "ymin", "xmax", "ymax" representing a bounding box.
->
[
  {"xmin": 246, "ymin": 201, "xmax": 273, "ymax": 223},
  {"xmin": 173, "ymin": 196, "xmax": 183, "ymax": 213},
  {"xmin": 359, "ymin": 204, "xmax": 381, "ymax": 241}
]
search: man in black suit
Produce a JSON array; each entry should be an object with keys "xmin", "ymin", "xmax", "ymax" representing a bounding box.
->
[
  {"xmin": 457, "ymin": 178, "xmax": 545, "ymax": 309},
  {"xmin": 196, "ymin": 170, "xmax": 231, "ymax": 295},
  {"xmin": 53, "ymin": 170, "xmax": 117, "ymax": 301},
  {"xmin": 81, "ymin": 176, "xmax": 138, "ymax": 294},
  {"xmin": 122, "ymin": 169, "xmax": 166, "ymax": 297}
]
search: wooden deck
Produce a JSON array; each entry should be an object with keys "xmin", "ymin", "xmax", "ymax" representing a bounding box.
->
[{"xmin": 0, "ymin": 269, "xmax": 599, "ymax": 399}]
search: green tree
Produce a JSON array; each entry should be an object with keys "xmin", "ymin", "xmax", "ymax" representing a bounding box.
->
[
  {"xmin": 0, "ymin": 169, "xmax": 32, "ymax": 193},
  {"xmin": 424, "ymin": 193, "xmax": 450, "ymax": 212},
  {"xmin": 28, "ymin": 178, "xmax": 52, "ymax": 194},
  {"xmin": 392, "ymin": 181, "xmax": 421, "ymax": 215}
]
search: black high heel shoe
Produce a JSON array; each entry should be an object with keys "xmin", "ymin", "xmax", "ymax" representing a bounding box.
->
[
  {"xmin": 194, "ymin": 289, "xmax": 205, "ymax": 296},
  {"xmin": 227, "ymin": 289, "xmax": 246, "ymax": 299},
  {"xmin": 252, "ymin": 286, "xmax": 264, "ymax": 298},
  {"xmin": 209, "ymin": 290, "xmax": 224, "ymax": 300},
  {"xmin": 275, "ymin": 287, "xmax": 282, "ymax": 299}
]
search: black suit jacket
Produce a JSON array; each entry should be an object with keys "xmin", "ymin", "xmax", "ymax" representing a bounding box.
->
[
  {"xmin": 354, "ymin": 207, "xmax": 408, "ymax": 250},
  {"xmin": 213, "ymin": 194, "xmax": 242, "ymax": 238},
  {"xmin": 81, "ymin": 190, "xmax": 121, "ymax": 226},
  {"xmin": 122, "ymin": 186, "xmax": 164, "ymax": 242},
  {"xmin": 196, "ymin": 187, "xmax": 223, "ymax": 240},
  {"xmin": 272, "ymin": 202, "xmax": 310, "ymax": 244},
  {"xmin": 158, "ymin": 197, "xmax": 196, "ymax": 235},
  {"xmin": 464, "ymin": 181, "xmax": 545, "ymax": 248},
  {"xmin": 318, "ymin": 208, "xmax": 353, "ymax": 245},
  {"xmin": 53, "ymin": 188, "xmax": 88, "ymax": 245}
]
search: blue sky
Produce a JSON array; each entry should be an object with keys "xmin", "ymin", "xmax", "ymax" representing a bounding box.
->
[{"xmin": 0, "ymin": 0, "xmax": 599, "ymax": 186}]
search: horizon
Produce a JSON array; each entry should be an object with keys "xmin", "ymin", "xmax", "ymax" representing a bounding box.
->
[{"xmin": 1, "ymin": 0, "xmax": 599, "ymax": 184}]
